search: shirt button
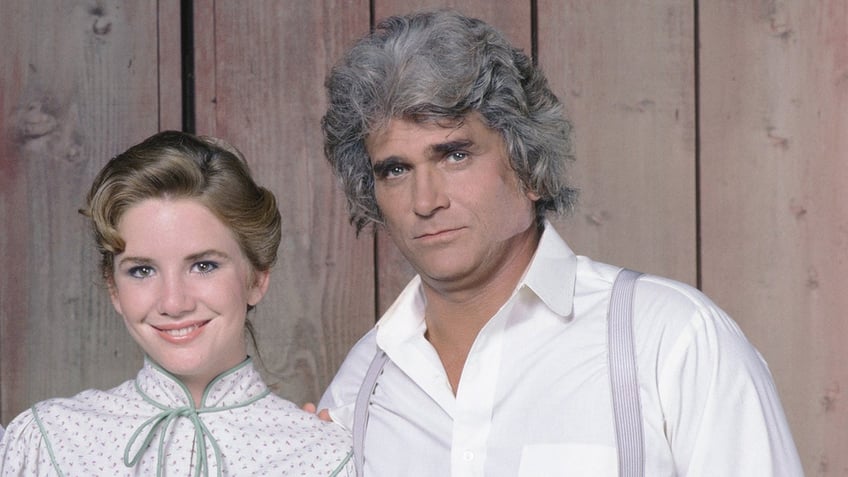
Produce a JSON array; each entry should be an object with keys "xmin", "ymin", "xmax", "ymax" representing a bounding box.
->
[{"xmin": 463, "ymin": 450, "xmax": 474, "ymax": 461}]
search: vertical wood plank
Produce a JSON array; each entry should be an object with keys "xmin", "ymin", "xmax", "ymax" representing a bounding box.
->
[
  {"xmin": 700, "ymin": 1, "xmax": 848, "ymax": 473},
  {"xmin": 538, "ymin": 0, "xmax": 697, "ymax": 286},
  {"xmin": 157, "ymin": 0, "xmax": 183, "ymax": 131},
  {"xmin": 375, "ymin": 1, "xmax": 532, "ymax": 52},
  {"xmin": 372, "ymin": 1, "xmax": 533, "ymax": 314},
  {"xmin": 193, "ymin": 0, "xmax": 217, "ymax": 137},
  {"xmin": 193, "ymin": 0, "xmax": 374, "ymax": 404},
  {"xmin": 0, "ymin": 0, "xmax": 165, "ymax": 424}
]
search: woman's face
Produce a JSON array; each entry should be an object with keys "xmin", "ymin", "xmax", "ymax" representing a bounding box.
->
[{"xmin": 108, "ymin": 198, "xmax": 269, "ymax": 398}]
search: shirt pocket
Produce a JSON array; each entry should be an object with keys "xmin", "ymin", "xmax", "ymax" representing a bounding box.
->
[{"xmin": 518, "ymin": 443, "xmax": 617, "ymax": 477}]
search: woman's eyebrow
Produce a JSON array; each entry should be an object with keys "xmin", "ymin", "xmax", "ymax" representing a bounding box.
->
[
  {"xmin": 116, "ymin": 256, "xmax": 153, "ymax": 267},
  {"xmin": 185, "ymin": 249, "xmax": 230, "ymax": 262}
]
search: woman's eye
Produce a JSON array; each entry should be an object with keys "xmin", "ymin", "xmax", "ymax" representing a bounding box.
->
[
  {"xmin": 193, "ymin": 261, "xmax": 219, "ymax": 274},
  {"xmin": 128, "ymin": 266, "xmax": 154, "ymax": 279}
]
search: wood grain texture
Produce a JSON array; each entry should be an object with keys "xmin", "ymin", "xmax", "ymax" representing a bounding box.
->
[
  {"xmin": 371, "ymin": 1, "xmax": 533, "ymax": 314},
  {"xmin": 538, "ymin": 0, "xmax": 697, "ymax": 286},
  {"xmin": 157, "ymin": 0, "xmax": 183, "ymax": 131},
  {"xmin": 0, "ymin": 0, "xmax": 166, "ymax": 423},
  {"xmin": 192, "ymin": 0, "xmax": 374, "ymax": 405},
  {"xmin": 699, "ymin": 1, "xmax": 848, "ymax": 473},
  {"xmin": 1, "ymin": 3, "xmax": 843, "ymax": 473}
]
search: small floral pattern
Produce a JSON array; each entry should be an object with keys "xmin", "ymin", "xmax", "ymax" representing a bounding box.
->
[{"xmin": 0, "ymin": 358, "xmax": 353, "ymax": 476}]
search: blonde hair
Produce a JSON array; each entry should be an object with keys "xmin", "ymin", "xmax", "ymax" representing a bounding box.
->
[{"xmin": 82, "ymin": 131, "xmax": 281, "ymax": 288}]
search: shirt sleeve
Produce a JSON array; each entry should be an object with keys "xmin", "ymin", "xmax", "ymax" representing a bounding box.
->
[
  {"xmin": 318, "ymin": 328, "xmax": 379, "ymax": 431},
  {"xmin": 0, "ymin": 407, "xmax": 56, "ymax": 476},
  {"xmin": 649, "ymin": 282, "xmax": 804, "ymax": 476}
]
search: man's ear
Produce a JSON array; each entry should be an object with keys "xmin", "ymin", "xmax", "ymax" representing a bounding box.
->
[
  {"xmin": 248, "ymin": 269, "xmax": 271, "ymax": 307},
  {"xmin": 526, "ymin": 190, "xmax": 541, "ymax": 201}
]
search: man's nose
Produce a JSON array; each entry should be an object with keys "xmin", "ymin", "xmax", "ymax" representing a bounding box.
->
[{"xmin": 412, "ymin": 169, "xmax": 449, "ymax": 217}]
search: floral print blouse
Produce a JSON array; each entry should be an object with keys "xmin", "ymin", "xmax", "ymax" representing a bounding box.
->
[{"xmin": 0, "ymin": 358, "xmax": 353, "ymax": 476}]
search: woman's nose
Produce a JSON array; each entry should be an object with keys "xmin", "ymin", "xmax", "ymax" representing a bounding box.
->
[{"xmin": 156, "ymin": 274, "xmax": 196, "ymax": 317}]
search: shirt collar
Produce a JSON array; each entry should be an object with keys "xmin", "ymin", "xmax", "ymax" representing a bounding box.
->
[
  {"xmin": 375, "ymin": 220, "xmax": 578, "ymax": 348},
  {"xmin": 521, "ymin": 220, "xmax": 578, "ymax": 319}
]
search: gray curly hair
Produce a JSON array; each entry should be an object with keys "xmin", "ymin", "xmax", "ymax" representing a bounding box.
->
[{"xmin": 321, "ymin": 9, "xmax": 577, "ymax": 233}]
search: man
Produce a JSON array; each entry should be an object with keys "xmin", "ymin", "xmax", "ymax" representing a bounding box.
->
[{"xmin": 318, "ymin": 9, "xmax": 803, "ymax": 477}]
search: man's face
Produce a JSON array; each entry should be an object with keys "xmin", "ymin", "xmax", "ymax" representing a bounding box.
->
[{"xmin": 366, "ymin": 113, "xmax": 540, "ymax": 294}]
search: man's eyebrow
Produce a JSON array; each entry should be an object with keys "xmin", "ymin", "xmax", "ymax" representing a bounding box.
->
[
  {"xmin": 370, "ymin": 138, "xmax": 475, "ymax": 175},
  {"xmin": 430, "ymin": 139, "xmax": 474, "ymax": 155},
  {"xmin": 371, "ymin": 156, "xmax": 403, "ymax": 176}
]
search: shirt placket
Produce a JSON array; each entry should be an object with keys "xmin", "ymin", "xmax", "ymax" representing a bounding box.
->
[{"xmin": 450, "ymin": 312, "xmax": 506, "ymax": 477}]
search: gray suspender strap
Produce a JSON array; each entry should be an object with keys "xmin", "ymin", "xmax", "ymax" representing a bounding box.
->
[
  {"xmin": 353, "ymin": 350, "xmax": 389, "ymax": 476},
  {"xmin": 351, "ymin": 268, "xmax": 645, "ymax": 477},
  {"xmin": 608, "ymin": 268, "xmax": 645, "ymax": 477}
]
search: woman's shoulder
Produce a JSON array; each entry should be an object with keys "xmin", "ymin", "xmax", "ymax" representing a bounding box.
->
[
  {"xmin": 0, "ymin": 380, "xmax": 139, "ymax": 470},
  {"xmin": 254, "ymin": 392, "xmax": 351, "ymax": 439},
  {"xmin": 217, "ymin": 392, "xmax": 353, "ymax": 473},
  {"xmin": 28, "ymin": 379, "xmax": 139, "ymax": 419}
]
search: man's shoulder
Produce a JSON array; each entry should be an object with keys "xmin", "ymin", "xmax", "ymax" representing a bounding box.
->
[
  {"xmin": 574, "ymin": 256, "xmax": 716, "ymax": 313},
  {"xmin": 318, "ymin": 327, "xmax": 379, "ymax": 411}
]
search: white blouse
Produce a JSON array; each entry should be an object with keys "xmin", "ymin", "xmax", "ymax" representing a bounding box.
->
[{"xmin": 0, "ymin": 358, "xmax": 353, "ymax": 476}]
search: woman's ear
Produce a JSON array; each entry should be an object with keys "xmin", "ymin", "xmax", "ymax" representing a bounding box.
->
[
  {"xmin": 107, "ymin": 277, "xmax": 123, "ymax": 315},
  {"xmin": 248, "ymin": 270, "xmax": 271, "ymax": 307}
]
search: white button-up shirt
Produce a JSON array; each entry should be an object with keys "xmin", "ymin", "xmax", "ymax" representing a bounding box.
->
[{"xmin": 320, "ymin": 223, "xmax": 803, "ymax": 476}]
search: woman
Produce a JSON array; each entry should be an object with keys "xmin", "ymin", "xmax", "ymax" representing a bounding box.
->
[{"xmin": 0, "ymin": 131, "xmax": 354, "ymax": 476}]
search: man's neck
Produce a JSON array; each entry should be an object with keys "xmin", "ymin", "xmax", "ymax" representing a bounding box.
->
[{"xmin": 421, "ymin": 227, "xmax": 541, "ymax": 393}]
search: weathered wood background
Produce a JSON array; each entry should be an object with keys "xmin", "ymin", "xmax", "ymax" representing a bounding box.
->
[{"xmin": 1, "ymin": 1, "xmax": 845, "ymax": 474}]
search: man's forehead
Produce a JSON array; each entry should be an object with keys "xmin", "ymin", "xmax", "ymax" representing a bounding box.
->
[{"xmin": 369, "ymin": 112, "xmax": 489, "ymax": 141}]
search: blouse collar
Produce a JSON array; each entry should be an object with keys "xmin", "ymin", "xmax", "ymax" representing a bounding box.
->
[{"xmin": 124, "ymin": 357, "xmax": 270, "ymax": 477}]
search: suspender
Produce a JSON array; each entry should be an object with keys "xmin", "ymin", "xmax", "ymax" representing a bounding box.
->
[
  {"xmin": 353, "ymin": 268, "xmax": 644, "ymax": 477},
  {"xmin": 608, "ymin": 269, "xmax": 645, "ymax": 477},
  {"xmin": 353, "ymin": 349, "xmax": 389, "ymax": 476}
]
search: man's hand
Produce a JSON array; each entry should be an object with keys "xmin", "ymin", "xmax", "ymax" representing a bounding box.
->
[{"xmin": 302, "ymin": 402, "xmax": 332, "ymax": 422}]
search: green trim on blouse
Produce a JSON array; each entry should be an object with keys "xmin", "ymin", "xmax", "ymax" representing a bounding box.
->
[
  {"xmin": 31, "ymin": 405, "xmax": 66, "ymax": 477},
  {"xmin": 124, "ymin": 357, "xmax": 270, "ymax": 477},
  {"xmin": 330, "ymin": 450, "xmax": 354, "ymax": 477}
]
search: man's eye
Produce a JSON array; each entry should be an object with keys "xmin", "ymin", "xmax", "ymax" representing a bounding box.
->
[
  {"xmin": 446, "ymin": 152, "xmax": 468, "ymax": 163},
  {"xmin": 375, "ymin": 163, "xmax": 408, "ymax": 179},
  {"xmin": 128, "ymin": 266, "xmax": 154, "ymax": 279},
  {"xmin": 385, "ymin": 164, "xmax": 407, "ymax": 178},
  {"xmin": 193, "ymin": 261, "xmax": 219, "ymax": 274}
]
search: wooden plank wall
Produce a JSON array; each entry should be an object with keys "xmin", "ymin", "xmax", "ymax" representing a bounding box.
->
[
  {"xmin": 700, "ymin": 1, "xmax": 848, "ymax": 473},
  {"xmin": 0, "ymin": 0, "xmax": 178, "ymax": 422},
  {"xmin": 1, "ymin": 1, "xmax": 844, "ymax": 474},
  {"xmin": 190, "ymin": 0, "xmax": 375, "ymax": 404}
]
